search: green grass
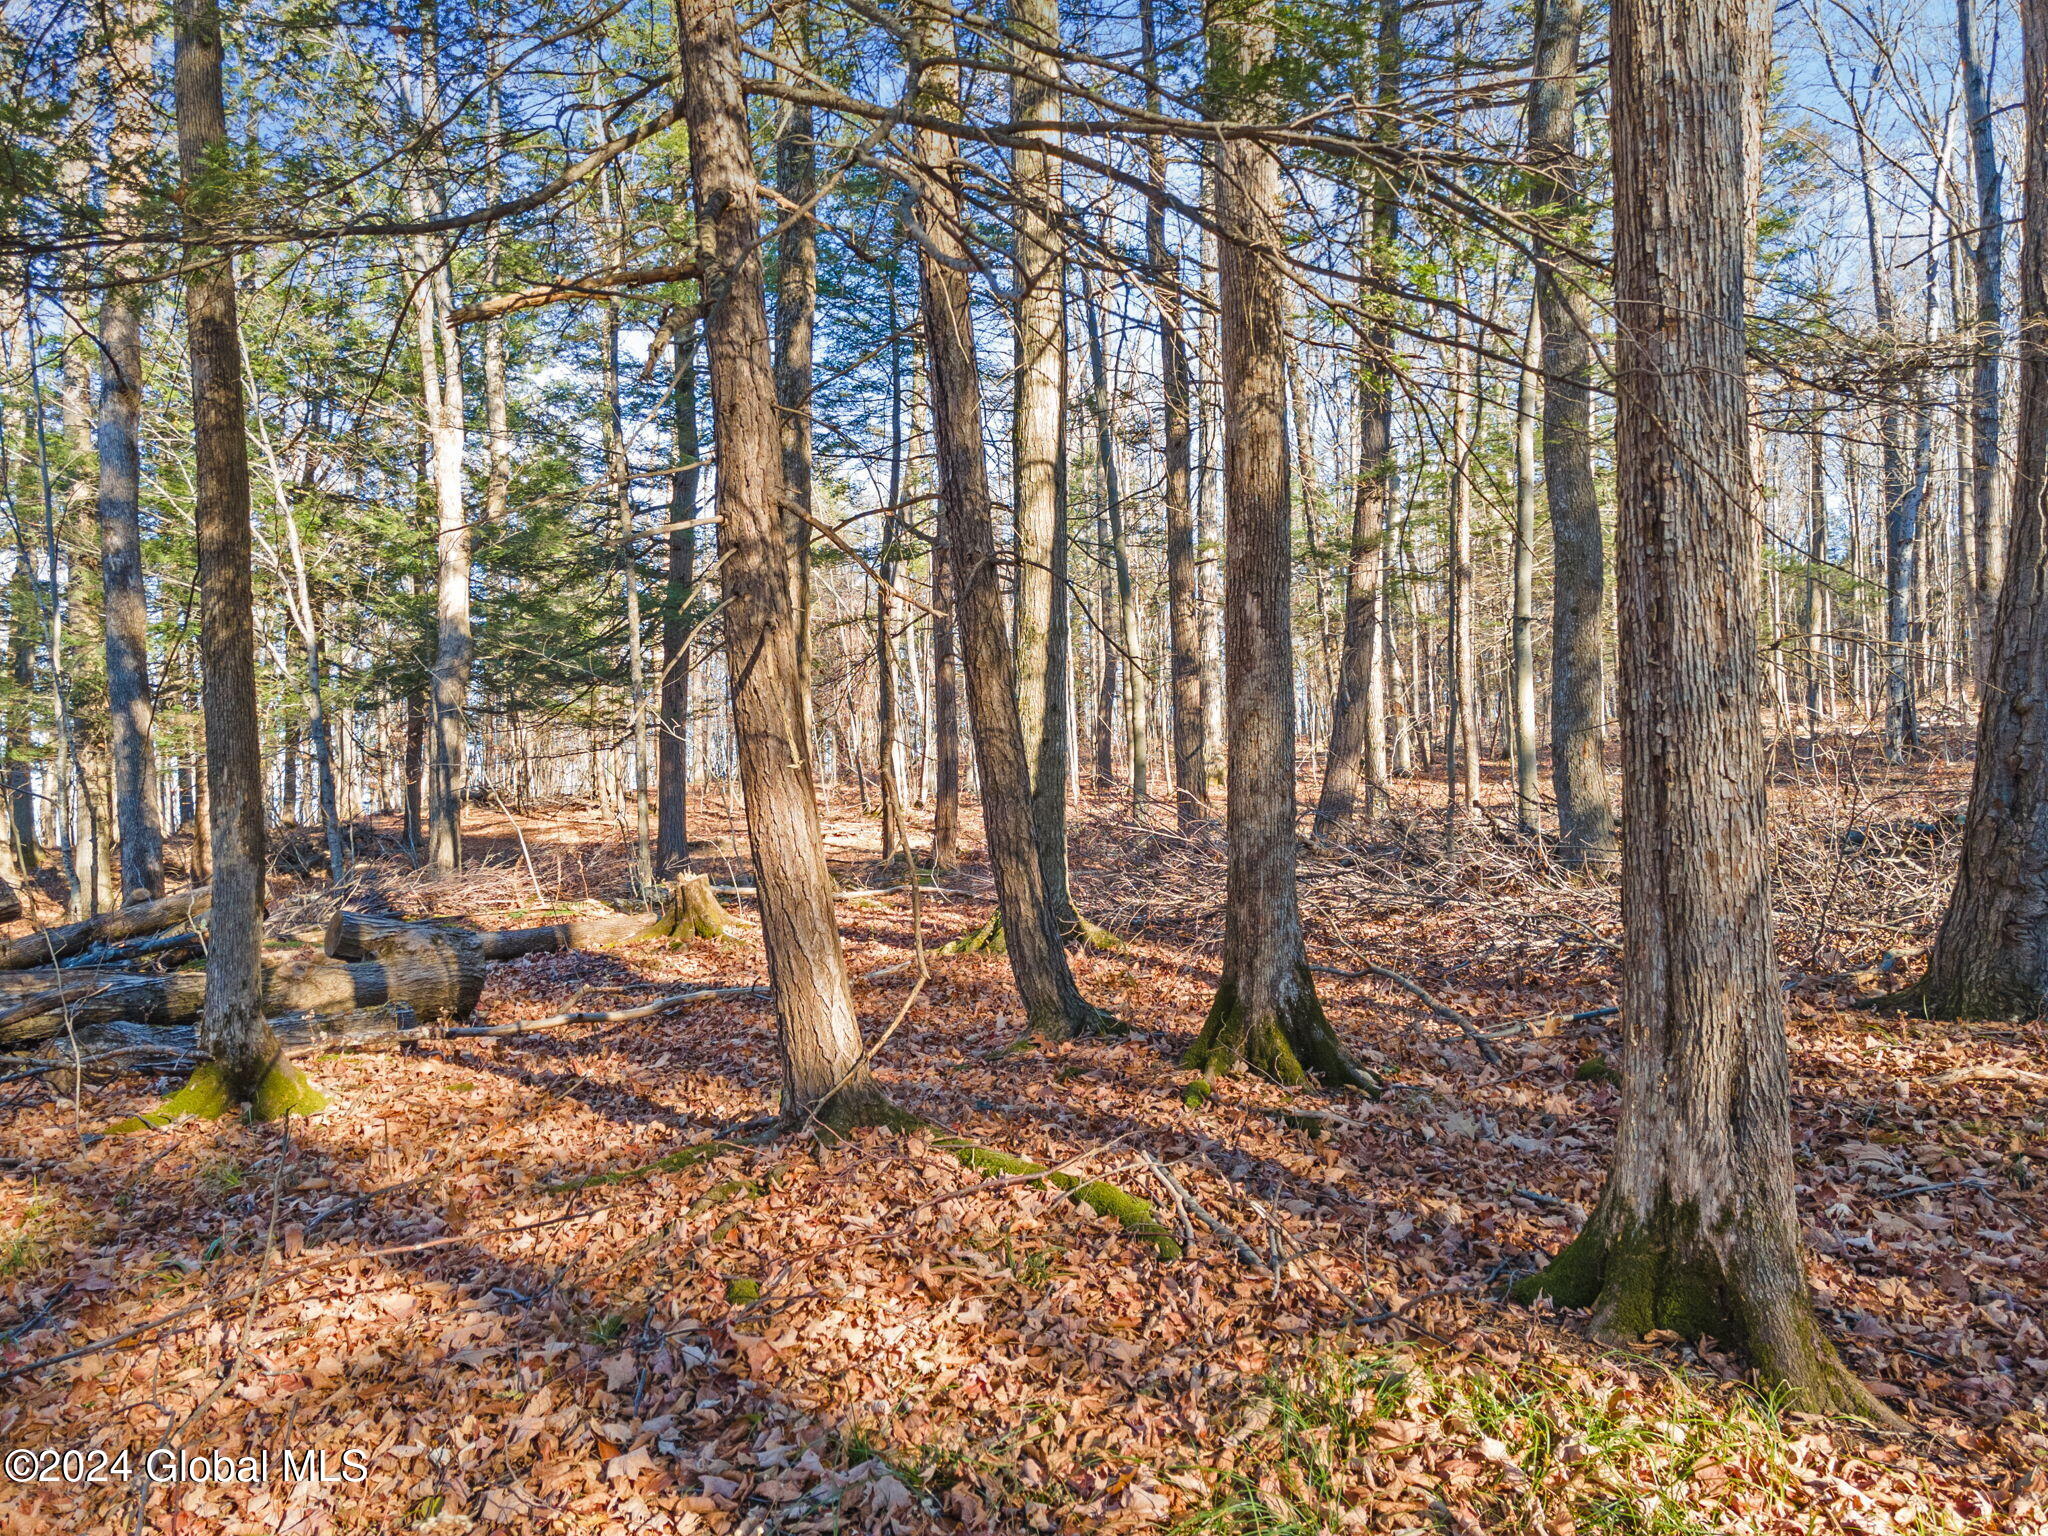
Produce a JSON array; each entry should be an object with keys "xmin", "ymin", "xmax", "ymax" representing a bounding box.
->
[
  {"xmin": 0, "ymin": 1198, "xmax": 51, "ymax": 1278},
  {"xmin": 1174, "ymin": 1345, "xmax": 1963, "ymax": 1536}
]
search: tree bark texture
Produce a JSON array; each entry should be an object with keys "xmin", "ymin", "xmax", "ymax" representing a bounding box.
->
[
  {"xmin": 675, "ymin": 0, "xmax": 889, "ymax": 1130},
  {"xmin": 176, "ymin": 0, "xmax": 283, "ymax": 1101},
  {"xmin": 1515, "ymin": 0, "xmax": 1886, "ymax": 1419},
  {"xmin": 910, "ymin": 0, "xmax": 1108, "ymax": 1039},
  {"xmin": 1190, "ymin": 0, "xmax": 1372, "ymax": 1091}
]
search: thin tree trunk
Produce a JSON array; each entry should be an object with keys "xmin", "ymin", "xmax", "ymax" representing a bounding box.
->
[
  {"xmin": 1189, "ymin": 0, "xmax": 1373, "ymax": 1091},
  {"xmin": 1960, "ymin": 0, "xmax": 2006, "ymax": 673},
  {"xmin": 97, "ymin": 0, "xmax": 165, "ymax": 904},
  {"xmin": 658, "ymin": 323, "xmax": 700, "ymax": 874},
  {"xmin": 909, "ymin": 0, "xmax": 1108, "ymax": 1038},
  {"xmin": 774, "ymin": 22, "xmax": 818, "ymax": 754},
  {"xmin": 1511, "ymin": 301, "xmax": 1541, "ymax": 833},
  {"xmin": 1080, "ymin": 269, "xmax": 1148, "ymax": 809},
  {"xmin": 1515, "ymin": 0, "xmax": 1886, "ymax": 1419},
  {"xmin": 1446, "ymin": 300, "xmax": 1479, "ymax": 823},
  {"xmin": 1010, "ymin": 0, "xmax": 1082, "ymax": 901},
  {"xmin": 674, "ymin": 0, "xmax": 889, "ymax": 1131},
  {"xmin": 1907, "ymin": 0, "xmax": 2048, "ymax": 1021},
  {"xmin": 1527, "ymin": 0, "xmax": 1616, "ymax": 865},
  {"xmin": 175, "ymin": 0, "xmax": 299, "ymax": 1109},
  {"xmin": 1143, "ymin": 0, "xmax": 1209, "ymax": 827},
  {"xmin": 1803, "ymin": 406, "xmax": 1829, "ymax": 762}
]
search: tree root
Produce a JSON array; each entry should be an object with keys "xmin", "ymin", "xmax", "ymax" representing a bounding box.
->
[
  {"xmin": 934, "ymin": 1136, "xmax": 1182, "ymax": 1259},
  {"xmin": 940, "ymin": 909, "xmax": 1124, "ymax": 956}
]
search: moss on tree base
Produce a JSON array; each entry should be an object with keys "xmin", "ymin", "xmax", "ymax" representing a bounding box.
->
[
  {"xmin": 1186, "ymin": 970, "xmax": 1380, "ymax": 1093},
  {"xmin": 104, "ymin": 1059, "xmax": 328, "ymax": 1135},
  {"xmin": 1512, "ymin": 1199, "xmax": 1903, "ymax": 1425}
]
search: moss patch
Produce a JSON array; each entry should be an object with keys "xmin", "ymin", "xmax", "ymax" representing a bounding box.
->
[
  {"xmin": 544, "ymin": 1138, "xmax": 738, "ymax": 1193},
  {"xmin": 250, "ymin": 1062, "xmax": 329, "ymax": 1122},
  {"xmin": 1575, "ymin": 1053, "xmax": 1620, "ymax": 1084},
  {"xmin": 936, "ymin": 1136, "xmax": 1181, "ymax": 1260},
  {"xmin": 725, "ymin": 1276, "xmax": 761, "ymax": 1304}
]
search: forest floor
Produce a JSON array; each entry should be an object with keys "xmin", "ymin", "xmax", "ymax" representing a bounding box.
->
[{"xmin": 0, "ymin": 741, "xmax": 2043, "ymax": 1534}]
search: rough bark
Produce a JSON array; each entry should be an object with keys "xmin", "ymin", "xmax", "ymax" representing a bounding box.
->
[
  {"xmin": 97, "ymin": 0, "xmax": 165, "ymax": 905},
  {"xmin": 1527, "ymin": 0, "xmax": 1616, "ymax": 866},
  {"xmin": 909, "ymin": 0, "xmax": 1110, "ymax": 1039},
  {"xmin": 930, "ymin": 533, "xmax": 961, "ymax": 872},
  {"xmin": 1511, "ymin": 303, "xmax": 1542, "ymax": 833},
  {"xmin": 1190, "ymin": 0, "xmax": 1374, "ymax": 1091},
  {"xmin": 1514, "ymin": 0, "xmax": 1889, "ymax": 1420},
  {"xmin": 675, "ymin": 0, "xmax": 893, "ymax": 1131},
  {"xmin": 175, "ymin": 0, "xmax": 286, "ymax": 1104},
  {"xmin": 1900, "ymin": 0, "xmax": 2048, "ymax": 1022}
]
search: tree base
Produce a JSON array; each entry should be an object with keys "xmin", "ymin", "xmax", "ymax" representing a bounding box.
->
[
  {"xmin": 639, "ymin": 874, "xmax": 729, "ymax": 942},
  {"xmin": 1186, "ymin": 969, "xmax": 1381, "ymax": 1093},
  {"xmin": 105, "ymin": 1059, "xmax": 328, "ymax": 1134},
  {"xmin": 1512, "ymin": 1202, "xmax": 1902, "ymax": 1424}
]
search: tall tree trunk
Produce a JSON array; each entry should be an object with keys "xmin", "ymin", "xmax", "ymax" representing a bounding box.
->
[
  {"xmin": 1511, "ymin": 302, "xmax": 1541, "ymax": 833},
  {"xmin": 774, "ymin": 22, "xmax": 818, "ymax": 754},
  {"xmin": 411, "ymin": 5, "xmax": 470, "ymax": 875},
  {"xmin": 1010, "ymin": 0, "xmax": 1082, "ymax": 900},
  {"xmin": 1960, "ymin": 0, "xmax": 2006, "ymax": 673},
  {"xmin": 658, "ymin": 323, "xmax": 700, "ymax": 874},
  {"xmin": 481, "ymin": 36, "xmax": 512, "ymax": 529},
  {"xmin": 1080, "ymin": 270, "xmax": 1148, "ymax": 809},
  {"xmin": 97, "ymin": 0, "xmax": 165, "ymax": 904},
  {"xmin": 175, "ymin": 0, "xmax": 298, "ymax": 1109},
  {"xmin": 930, "ymin": 532, "xmax": 960, "ymax": 870},
  {"xmin": 909, "ymin": 0, "xmax": 1109, "ymax": 1038},
  {"xmin": 1905, "ymin": 0, "xmax": 2048, "ymax": 1021},
  {"xmin": 1315, "ymin": 0, "xmax": 1400, "ymax": 842},
  {"xmin": 674, "ymin": 0, "xmax": 890, "ymax": 1131},
  {"xmin": 1514, "ymin": 0, "xmax": 1885, "ymax": 1419},
  {"xmin": 879, "ymin": 324, "xmax": 910, "ymax": 863},
  {"xmin": 1144, "ymin": 0, "xmax": 1210, "ymax": 827},
  {"xmin": 1446, "ymin": 301, "xmax": 1479, "ymax": 822},
  {"xmin": 603, "ymin": 287, "xmax": 657, "ymax": 903},
  {"xmin": 1527, "ymin": 0, "xmax": 1616, "ymax": 866},
  {"xmin": 1803, "ymin": 405, "xmax": 1829, "ymax": 763},
  {"xmin": 1189, "ymin": 0, "xmax": 1374, "ymax": 1091}
]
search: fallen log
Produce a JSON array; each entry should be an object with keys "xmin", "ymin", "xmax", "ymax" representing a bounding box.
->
[
  {"xmin": 0, "ymin": 874, "xmax": 21, "ymax": 925},
  {"xmin": 0, "ymin": 935, "xmax": 483, "ymax": 1048},
  {"xmin": 0, "ymin": 886, "xmax": 210, "ymax": 971},
  {"xmin": 330, "ymin": 878, "xmax": 728, "ymax": 961},
  {"xmin": 16, "ymin": 1005, "xmax": 420, "ymax": 1087}
]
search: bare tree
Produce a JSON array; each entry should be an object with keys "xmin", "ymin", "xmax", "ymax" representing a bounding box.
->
[
  {"xmin": 674, "ymin": 0, "xmax": 891, "ymax": 1129},
  {"xmin": 1526, "ymin": 0, "xmax": 1616, "ymax": 865},
  {"xmin": 908, "ymin": 0, "xmax": 1110, "ymax": 1038},
  {"xmin": 1189, "ymin": 0, "xmax": 1375, "ymax": 1091},
  {"xmin": 97, "ymin": 0, "xmax": 164, "ymax": 903},
  {"xmin": 1514, "ymin": 0, "xmax": 1888, "ymax": 1418}
]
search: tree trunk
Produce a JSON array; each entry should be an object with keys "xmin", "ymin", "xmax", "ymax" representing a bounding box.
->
[
  {"xmin": 97, "ymin": 0, "xmax": 165, "ymax": 906},
  {"xmin": 1140, "ymin": 0, "xmax": 1209, "ymax": 827},
  {"xmin": 1527, "ymin": 0, "xmax": 1617, "ymax": 866},
  {"xmin": 1189, "ymin": 0, "xmax": 1373, "ymax": 1091},
  {"xmin": 1446, "ymin": 299, "xmax": 1479, "ymax": 823},
  {"xmin": 1011, "ymin": 0, "xmax": 1082, "ymax": 902},
  {"xmin": 1905, "ymin": 0, "xmax": 2048, "ymax": 1021},
  {"xmin": 909, "ymin": 0, "xmax": 1109, "ymax": 1039},
  {"xmin": 674, "ymin": 0, "xmax": 891, "ymax": 1131},
  {"xmin": 1960, "ymin": 0, "xmax": 2006, "ymax": 674},
  {"xmin": 774, "ymin": 23, "xmax": 818, "ymax": 754},
  {"xmin": 658, "ymin": 323, "xmax": 700, "ymax": 874},
  {"xmin": 1803, "ymin": 406, "xmax": 1829, "ymax": 762},
  {"xmin": 601, "ymin": 274, "xmax": 657, "ymax": 903},
  {"xmin": 931, "ymin": 533, "xmax": 961, "ymax": 871},
  {"xmin": 175, "ymin": 0, "xmax": 288, "ymax": 1105},
  {"xmin": 1081, "ymin": 271, "xmax": 1149, "ymax": 810},
  {"xmin": 1514, "ymin": 0, "xmax": 1887, "ymax": 1420},
  {"xmin": 1511, "ymin": 302, "xmax": 1541, "ymax": 833},
  {"xmin": 1316, "ymin": 0, "xmax": 1401, "ymax": 842}
]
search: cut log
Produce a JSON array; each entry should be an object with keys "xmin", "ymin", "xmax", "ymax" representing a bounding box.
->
[
  {"xmin": 17, "ymin": 1004, "xmax": 422, "ymax": 1089},
  {"xmin": 0, "ymin": 874, "xmax": 21, "ymax": 924},
  {"xmin": 479, "ymin": 913, "xmax": 656, "ymax": 960},
  {"xmin": 0, "ymin": 933, "xmax": 483, "ymax": 1048},
  {"xmin": 0, "ymin": 886, "xmax": 210, "ymax": 971}
]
